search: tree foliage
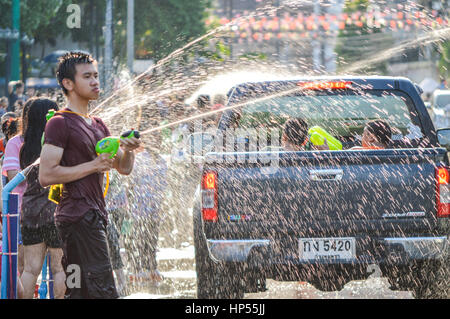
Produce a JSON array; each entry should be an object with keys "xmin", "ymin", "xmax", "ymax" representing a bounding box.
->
[
  {"xmin": 0, "ymin": 0, "xmax": 212, "ymax": 67},
  {"xmin": 0, "ymin": 0, "xmax": 68, "ymax": 38},
  {"xmin": 132, "ymin": 0, "xmax": 212, "ymax": 61}
]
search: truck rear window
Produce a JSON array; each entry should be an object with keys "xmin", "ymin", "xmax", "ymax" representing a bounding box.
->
[{"xmin": 236, "ymin": 90, "xmax": 420, "ymax": 141}]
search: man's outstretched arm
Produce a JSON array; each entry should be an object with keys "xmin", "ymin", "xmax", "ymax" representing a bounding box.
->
[{"xmin": 39, "ymin": 143, "xmax": 114, "ymax": 187}]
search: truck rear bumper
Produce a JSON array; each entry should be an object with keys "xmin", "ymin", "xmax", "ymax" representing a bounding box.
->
[
  {"xmin": 207, "ymin": 236, "xmax": 449, "ymax": 265},
  {"xmin": 383, "ymin": 237, "xmax": 448, "ymax": 259}
]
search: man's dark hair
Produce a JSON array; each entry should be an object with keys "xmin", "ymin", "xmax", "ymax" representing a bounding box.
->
[
  {"xmin": 56, "ymin": 51, "xmax": 95, "ymax": 95},
  {"xmin": 15, "ymin": 81, "xmax": 24, "ymax": 89},
  {"xmin": 365, "ymin": 119, "xmax": 392, "ymax": 146},
  {"xmin": 283, "ymin": 118, "xmax": 308, "ymax": 146}
]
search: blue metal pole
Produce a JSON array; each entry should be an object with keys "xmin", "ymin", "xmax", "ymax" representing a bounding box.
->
[
  {"xmin": 38, "ymin": 255, "xmax": 48, "ymax": 299},
  {"xmin": 1, "ymin": 193, "xmax": 20, "ymax": 299},
  {"xmin": 1, "ymin": 167, "xmax": 31, "ymax": 299},
  {"xmin": 1, "ymin": 194, "xmax": 19, "ymax": 299},
  {"xmin": 1, "ymin": 202, "xmax": 9, "ymax": 299},
  {"xmin": 8, "ymin": 194, "xmax": 19, "ymax": 299}
]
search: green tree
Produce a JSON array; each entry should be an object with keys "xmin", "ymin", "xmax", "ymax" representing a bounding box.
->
[
  {"xmin": 0, "ymin": 0, "xmax": 71, "ymax": 79},
  {"xmin": 0, "ymin": 0, "xmax": 69, "ymax": 39},
  {"xmin": 0, "ymin": 0, "xmax": 77, "ymax": 62},
  {"xmin": 1, "ymin": 0, "xmax": 212, "ymax": 74},
  {"xmin": 133, "ymin": 0, "xmax": 212, "ymax": 61}
]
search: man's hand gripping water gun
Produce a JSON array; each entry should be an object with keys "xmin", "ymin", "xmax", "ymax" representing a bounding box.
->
[
  {"xmin": 96, "ymin": 130, "xmax": 141, "ymax": 197},
  {"xmin": 96, "ymin": 130, "xmax": 141, "ymax": 159}
]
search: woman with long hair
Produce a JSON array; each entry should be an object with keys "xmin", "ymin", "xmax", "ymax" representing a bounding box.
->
[{"xmin": 19, "ymin": 97, "xmax": 65, "ymax": 299}]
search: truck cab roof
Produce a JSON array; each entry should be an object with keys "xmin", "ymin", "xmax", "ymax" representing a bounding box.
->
[{"xmin": 227, "ymin": 76, "xmax": 421, "ymax": 96}]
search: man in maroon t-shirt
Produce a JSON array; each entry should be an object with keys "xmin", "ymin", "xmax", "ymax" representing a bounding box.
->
[{"xmin": 39, "ymin": 52, "xmax": 141, "ymax": 299}]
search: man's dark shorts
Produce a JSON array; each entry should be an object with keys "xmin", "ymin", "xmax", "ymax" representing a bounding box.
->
[
  {"xmin": 57, "ymin": 210, "xmax": 119, "ymax": 299},
  {"xmin": 21, "ymin": 222, "xmax": 62, "ymax": 248}
]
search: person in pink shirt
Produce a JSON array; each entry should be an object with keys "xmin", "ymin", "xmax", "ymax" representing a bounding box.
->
[{"xmin": 2, "ymin": 101, "xmax": 31, "ymax": 278}]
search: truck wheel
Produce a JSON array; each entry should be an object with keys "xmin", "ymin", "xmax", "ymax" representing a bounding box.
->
[
  {"xmin": 245, "ymin": 268, "xmax": 267, "ymax": 293},
  {"xmin": 411, "ymin": 259, "xmax": 449, "ymax": 299},
  {"xmin": 193, "ymin": 209, "xmax": 245, "ymax": 299},
  {"xmin": 195, "ymin": 242, "xmax": 244, "ymax": 298},
  {"xmin": 211, "ymin": 263, "xmax": 245, "ymax": 299}
]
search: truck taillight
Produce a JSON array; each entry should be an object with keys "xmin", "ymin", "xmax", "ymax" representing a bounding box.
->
[
  {"xmin": 436, "ymin": 167, "xmax": 450, "ymax": 218},
  {"xmin": 202, "ymin": 171, "xmax": 218, "ymax": 222}
]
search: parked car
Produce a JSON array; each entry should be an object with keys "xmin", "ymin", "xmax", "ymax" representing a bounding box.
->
[{"xmin": 430, "ymin": 89, "xmax": 450, "ymax": 129}]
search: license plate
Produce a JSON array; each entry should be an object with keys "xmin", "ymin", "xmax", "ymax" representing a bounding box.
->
[{"xmin": 299, "ymin": 237, "xmax": 356, "ymax": 261}]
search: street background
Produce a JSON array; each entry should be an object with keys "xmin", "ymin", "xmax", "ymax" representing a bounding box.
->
[{"xmin": 1, "ymin": 0, "xmax": 449, "ymax": 299}]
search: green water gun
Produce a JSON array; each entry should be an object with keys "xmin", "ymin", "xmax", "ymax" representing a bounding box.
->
[
  {"xmin": 95, "ymin": 130, "xmax": 141, "ymax": 159},
  {"xmin": 308, "ymin": 126, "xmax": 342, "ymax": 150}
]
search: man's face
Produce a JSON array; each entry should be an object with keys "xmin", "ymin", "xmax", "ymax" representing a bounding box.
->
[{"xmin": 67, "ymin": 62, "xmax": 100, "ymax": 100}]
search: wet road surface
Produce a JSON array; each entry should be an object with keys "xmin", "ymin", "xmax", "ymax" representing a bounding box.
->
[{"xmin": 123, "ymin": 246, "xmax": 413, "ymax": 299}]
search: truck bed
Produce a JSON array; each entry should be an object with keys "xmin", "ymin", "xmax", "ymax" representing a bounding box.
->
[{"xmin": 203, "ymin": 148, "xmax": 447, "ymax": 239}]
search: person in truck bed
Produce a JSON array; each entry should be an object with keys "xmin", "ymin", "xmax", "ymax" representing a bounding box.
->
[
  {"xmin": 281, "ymin": 118, "xmax": 308, "ymax": 151},
  {"xmin": 281, "ymin": 118, "xmax": 329, "ymax": 151},
  {"xmin": 352, "ymin": 119, "xmax": 392, "ymax": 150}
]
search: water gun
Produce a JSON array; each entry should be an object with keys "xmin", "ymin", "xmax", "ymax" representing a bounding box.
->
[
  {"xmin": 95, "ymin": 130, "xmax": 140, "ymax": 159},
  {"xmin": 308, "ymin": 126, "xmax": 342, "ymax": 150},
  {"xmin": 95, "ymin": 130, "xmax": 140, "ymax": 197}
]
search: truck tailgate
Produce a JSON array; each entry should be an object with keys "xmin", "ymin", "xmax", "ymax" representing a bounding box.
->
[{"xmin": 212, "ymin": 149, "xmax": 446, "ymax": 225}]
